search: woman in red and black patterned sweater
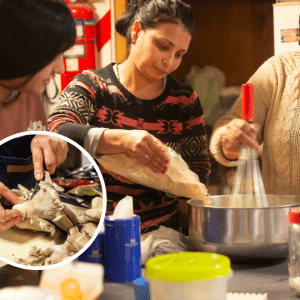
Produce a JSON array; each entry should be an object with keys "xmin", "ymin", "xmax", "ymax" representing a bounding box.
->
[{"xmin": 48, "ymin": 0, "xmax": 211, "ymax": 234}]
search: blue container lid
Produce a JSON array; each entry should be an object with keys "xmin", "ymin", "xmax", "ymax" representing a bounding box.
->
[
  {"xmin": 133, "ymin": 277, "xmax": 150, "ymax": 300},
  {"xmin": 134, "ymin": 277, "xmax": 149, "ymax": 287}
]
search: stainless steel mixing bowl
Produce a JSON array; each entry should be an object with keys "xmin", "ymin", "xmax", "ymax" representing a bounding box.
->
[{"xmin": 188, "ymin": 195, "xmax": 300, "ymax": 261}]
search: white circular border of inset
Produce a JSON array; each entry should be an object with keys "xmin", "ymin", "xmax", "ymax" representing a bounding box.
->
[{"xmin": 0, "ymin": 131, "xmax": 107, "ymax": 270}]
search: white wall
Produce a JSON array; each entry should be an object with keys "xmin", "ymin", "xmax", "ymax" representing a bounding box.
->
[{"xmin": 273, "ymin": 2, "xmax": 300, "ymax": 55}]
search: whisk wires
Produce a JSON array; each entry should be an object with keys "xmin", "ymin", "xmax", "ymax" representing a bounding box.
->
[{"xmin": 229, "ymin": 145, "xmax": 268, "ymax": 208}]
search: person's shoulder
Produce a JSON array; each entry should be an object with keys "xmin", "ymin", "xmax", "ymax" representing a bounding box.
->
[
  {"xmin": 250, "ymin": 51, "xmax": 300, "ymax": 79},
  {"xmin": 274, "ymin": 50, "xmax": 300, "ymax": 59},
  {"xmin": 167, "ymin": 75, "xmax": 195, "ymax": 96},
  {"xmin": 19, "ymin": 91, "xmax": 42, "ymax": 102},
  {"xmin": 278, "ymin": 50, "xmax": 300, "ymax": 67},
  {"xmin": 81, "ymin": 63, "xmax": 114, "ymax": 80},
  {"xmin": 266, "ymin": 50, "xmax": 300, "ymax": 66},
  {"xmin": 69, "ymin": 64, "xmax": 115, "ymax": 90}
]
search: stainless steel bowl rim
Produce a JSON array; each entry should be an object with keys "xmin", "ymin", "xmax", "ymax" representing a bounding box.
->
[{"xmin": 188, "ymin": 194, "xmax": 300, "ymax": 210}]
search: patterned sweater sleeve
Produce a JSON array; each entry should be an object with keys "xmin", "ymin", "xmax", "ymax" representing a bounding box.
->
[
  {"xmin": 48, "ymin": 72, "xmax": 102, "ymax": 146},
  {"xmin": 180, "ymin": 90, "xmax": 211, "ymax": 186}
]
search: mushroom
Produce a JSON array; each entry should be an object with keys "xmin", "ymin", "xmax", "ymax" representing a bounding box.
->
[
  {"xmin": 13, "ymin": 171, "xmax": 79, "ymax": 235},
  {"xmin": 83, "ymin": 196, "xmax": 103, "ymax": 221},
  {"xmin": 79, "ymin": 222, "xmax": 98, "ymax": 238},
  {"xmin": 9, "ymin": 171, "xmax": 102, "ymax": 266}
]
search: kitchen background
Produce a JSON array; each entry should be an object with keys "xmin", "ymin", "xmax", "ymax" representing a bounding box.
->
[{"xmin": 44, "ymin": 0, "xmax": 299, "ymax": 233}]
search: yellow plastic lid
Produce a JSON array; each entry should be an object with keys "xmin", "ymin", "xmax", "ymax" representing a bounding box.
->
[{"xmin": 145, "ymin": 252, "xmax": 231, "ymax": 282}]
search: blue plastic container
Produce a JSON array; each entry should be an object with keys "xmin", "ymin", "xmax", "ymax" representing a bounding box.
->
[
  {"xmin": 133, "ymin": 277, "xmax": 150, "ymax": 300},
  {"xmin": 104, "ymin": 215, "xmax": 141, "ymax": 283},
  {"xmin": 78, "ymin": 231, "xmax": 105, "ymax": 264}
]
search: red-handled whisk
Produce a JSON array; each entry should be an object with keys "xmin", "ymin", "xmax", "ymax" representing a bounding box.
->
[
  {"xmin": 242, "ymin": 83, "xmax": 254, "ymax": 122},
  {"xmin": 229, "ymin": 83, "xmax": 268, "ymax": 208}
]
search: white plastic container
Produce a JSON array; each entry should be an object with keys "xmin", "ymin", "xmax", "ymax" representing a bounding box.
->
[
  {"xmin": 145, "ymin": 252, "xmax": 232, "ymax": 300},
  {"xmin": 0, "ymin": 286, "xmax": 57, "ymax": 300},
  {"xmin": 40, "ymin": 261, "xmax": 104, "ymax": 300}
]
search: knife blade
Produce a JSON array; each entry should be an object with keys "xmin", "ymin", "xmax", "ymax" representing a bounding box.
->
[{"xmin": 23, "ymin": 181, "xmax": 40, "ymax": 221}]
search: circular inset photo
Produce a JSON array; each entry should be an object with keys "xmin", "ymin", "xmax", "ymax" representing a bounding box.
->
[{"xmin": 0, "ymin": 131, "xmax": 106, "ymax": 270}]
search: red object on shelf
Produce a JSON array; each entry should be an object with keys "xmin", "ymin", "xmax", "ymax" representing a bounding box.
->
[
  {"xmin": 61, "ymin": 1, "xmax": 97, "ymax": 91},
  {"xmin": 242, "ymin": 83, "xmax": 254, "ymax": 122},
  {"xmin": 64, "ymin": 0, "xmax": 81, "ymax": 4},
  {"xmin": 289, "ymin": 207, "xmax": 300, "ymax": 224}
]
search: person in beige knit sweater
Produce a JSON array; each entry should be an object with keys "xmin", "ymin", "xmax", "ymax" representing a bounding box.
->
[{"xmin": 210, "ymin": 50, "xmax": 300, "ymax": 195}]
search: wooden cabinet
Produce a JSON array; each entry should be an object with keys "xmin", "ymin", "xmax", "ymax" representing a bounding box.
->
[{"xmin": 172, "ymin": 0, "xmax": 275, "ymax": 86}]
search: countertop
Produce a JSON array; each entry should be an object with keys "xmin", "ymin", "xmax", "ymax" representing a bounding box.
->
[
  {"xmin": 0, "ymin": 258, "xmax": 298, "ymax": 299},
  {"xmin": 228, "ymin": 258, "xmax": 297, "ymax": 300}
]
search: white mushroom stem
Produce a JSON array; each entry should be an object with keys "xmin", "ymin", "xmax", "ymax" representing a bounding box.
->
[
  {"xmin": 79, "ymin": 223, "xmax": 98, "ymax": 238},
  {"xmin": 84, "ymin": 196, "xmax": 103, "ymax": 221},
  {"xmin": 52, "ymin": 215, "xmax": 74, "ymax": 233}
]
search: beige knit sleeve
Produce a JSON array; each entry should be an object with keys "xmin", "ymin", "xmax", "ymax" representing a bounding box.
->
[{"xmin": 209, "ymin": 55, "xmax": 278, "ymax": 167}]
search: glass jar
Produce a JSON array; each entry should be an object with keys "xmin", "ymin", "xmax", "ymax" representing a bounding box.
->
[{"xmin": 289, "ymin": 207, "xmax": 300, "ymax": 297}]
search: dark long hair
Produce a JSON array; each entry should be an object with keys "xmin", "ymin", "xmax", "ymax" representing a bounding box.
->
[
  {"xmin": 116, "ymin": 0, "xmax": 195, "ymax": 46},
  {"xmin": 0, "ymin": 0, "xmax": 76, "ymax": 80}
]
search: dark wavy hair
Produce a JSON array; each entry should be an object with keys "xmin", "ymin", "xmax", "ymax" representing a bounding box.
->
[
  {"xmin": 0, "ymin": 0, "xmax": 76, "ymax": 80},
  {"xmin": 115, "ymin": 0, "xmax": 195, "ymax": 46}
]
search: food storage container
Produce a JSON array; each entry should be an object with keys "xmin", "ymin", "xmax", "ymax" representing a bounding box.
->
[
  {"xmin": 0, "ymin": 286, "xmax": 57, "ymax": 300},
  {"xmin": 104, "ymin": 215, "xmax": 141, "ymax": 283},
  {"xmin": 145, "ymin": 252, "xmax": 232, "ymax": 300}
]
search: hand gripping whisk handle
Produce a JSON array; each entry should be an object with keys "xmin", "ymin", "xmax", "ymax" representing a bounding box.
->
[{"xmin": 242, "ymin": 83, "xmax": 254, "ymax": 122}]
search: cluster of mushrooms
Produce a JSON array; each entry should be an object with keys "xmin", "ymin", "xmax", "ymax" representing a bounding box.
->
[{"xmin": 11, "ymin": 172, "xmax": 102, "ymax": 266}]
